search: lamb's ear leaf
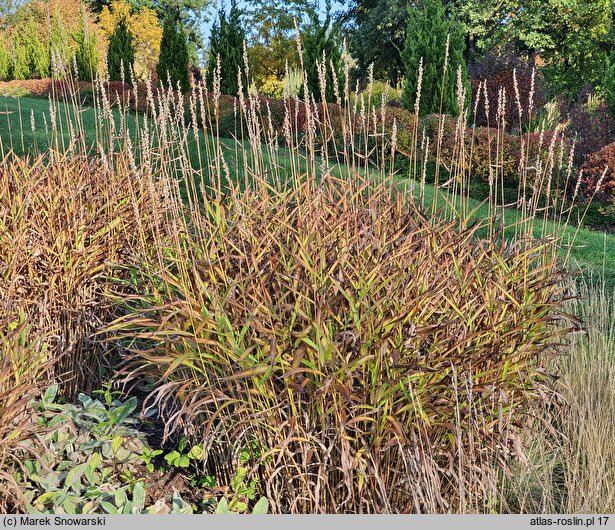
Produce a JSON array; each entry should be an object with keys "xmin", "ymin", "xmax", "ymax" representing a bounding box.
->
[
  {"xmin": 252, "ymin": 497, "xmax": 269, "ymax": 515},
  {"xmin": 215, "ymin": 497, "xmax": 229, "ymax": 514},
  {"xmin": 100, "ymin": 501, "xmax": 119, "ymax": 514},
  {"xmin": 64, "ymin": 462, "xmax": 87, "ymax": 493},
  {"xmin": 132, "ymin": 482, "xmax": 145, "ymax": 510},
  {"xmin": 43, "ymin": 385, "xmax": 58, "ymax": 405}
]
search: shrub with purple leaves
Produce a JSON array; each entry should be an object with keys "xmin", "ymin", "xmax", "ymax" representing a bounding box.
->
[
  {"xmin": 469, "ymin": 46, "xmax": 547, "ymax": 132},
  {"xmin": 562, "ymin": 86, "xmax": 615, "ymax": 166},
  {"xmin": 581, "ymin": 141, "xmax": 615, "ymax": 203}
]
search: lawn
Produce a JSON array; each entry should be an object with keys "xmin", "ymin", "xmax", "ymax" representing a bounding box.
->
[{"xmin": 2, "ymin": 94, "xmax": 614, "ymax": 288}]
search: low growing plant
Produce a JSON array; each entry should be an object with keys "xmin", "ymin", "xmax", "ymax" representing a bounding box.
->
[{"xmin": 12, "ymin": 385, "xmax": 204, "ymax": 514}]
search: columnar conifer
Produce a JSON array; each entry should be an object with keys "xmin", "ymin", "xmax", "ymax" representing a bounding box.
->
[{"xmin": 401, "ymin": 0, "xmax": 468, "ymax": 117}]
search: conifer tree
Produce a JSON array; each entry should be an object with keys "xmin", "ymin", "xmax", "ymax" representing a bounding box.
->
[
  {"xmin": 0, "ymin": 42, "xmax": 9, "ymax": 81},
  {"xmin": 401, "ymin": 0, "xmax": 468, "ymax": 117},
  {"xmin": 11, "ymin": 36, "xmax": 29, "ymax": 80},
  {"xmin": 604, "ymin": 50, "xmax": 615, "ymax": 117},
  {"xmin": 156, "ymin": 15, "xmax": 190, "ymax": 92},
  {"xmin": 50, "ymin": 11, "xmax": 71, "ymax": 73},
  {"xmin": 299, "ymin": 5, "xmax": 343, "ymax": 103},
  {"xmin": 23, "ymin": 20, "xmax": 50, "ymax": 79},
  {"xmin": 205, "ymin": 0, "xmax": 246, "ymax": 96},
  {"xmin": 73, "ymin": 9, "xmax": 99, "ymax": 81},
  {"xmin": 107, "ymin": 16, "xmax": 135, "ymax": 81}
]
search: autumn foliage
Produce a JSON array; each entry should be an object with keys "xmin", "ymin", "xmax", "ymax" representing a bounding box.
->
[
  {"xmin": 99, "ymin": 0, "xmax": 162, "ymax": 81},
  {"xmin": 581, "ymin": 141, "xmax": 615, "ymax": 203}
]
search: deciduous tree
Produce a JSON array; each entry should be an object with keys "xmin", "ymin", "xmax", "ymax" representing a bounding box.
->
[
  {"xmin": 99, "ymin": 0, "xmax": 163, "ymax": 80},
  {"xmin": 454, "ymin": 0, "xmax": 612, "ymax": 97},
  {"xmin": 341, "ymin": 0, "xmax": 412, "ymax": 87},
  {"xmin": 87, "ymin": 0, "xmax": 212, "ymax": 61},
  {"xmin": 244, "ymin": 0, "xmax": 318, "ymax": 88}
]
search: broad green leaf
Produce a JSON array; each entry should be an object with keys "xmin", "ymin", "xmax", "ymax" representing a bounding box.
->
[
  {"xmin": 84, "ymin": 486, "xmax": 102, "ymax": 498},
  {"xmin": 215, "ymin": 497, "xmax": 229, "ymax": 514},
  {"xmin": 114, "ymin": 487, "xmax": 127, "ymax": 507},
  {"xmin": 252, "ymin": 497, "xmax": 269, "ymax": 514},
  {"xmin": 132, "ymin": 482, "xmax": 145, "ymax": 509},
  {"xmin": 62, "ymin": 499, "xmax": 77, "ymax": 514},
  {"xmin": 201, "ymin": 475, "xmax": 216, "ymax": 487},
  {"xmin": 230, "ymin": 467, "xmax": 247, "ymax": 491},
  {"xmin": 229, "ymin": 499, "xmax": 247, "ymax": 513},
  {"xmin": 112, "ymin": 435, "xmax": 123, "ymax": 454},
  {"xmin": 100, "ymin": 501, "xmax": 119, "ymax": 514},
  {"xmin": 64, "ymin": 463, "xmax": 88, "ymax": 493},
  {"xmin": 34, "ymin": 492, "xmax": 59, "ymax": 507},
  {"xmin": 187, "ymin": 445, "xmax": 203, "ymax": 460},
  {"xmin": 82, "ymin": 501, "xmax": 96, "ymax": 514},
  {"xmin": 171, "ymin": 491, "xmax": 193, "ymax": 514},
  {"xmin": 43, "ymin": 385, "xmax": 58, "ymax": 405},
  {"xmin": 239, "ymin": 448, "xmax": 250, "ymax": 463},
  {"xmin": 109, "ymin": 397, "xmax": 137, "ymax": 426},
  {"xmin": 164, "ymin": 451, "xmax": 180, "ymax": 465}
]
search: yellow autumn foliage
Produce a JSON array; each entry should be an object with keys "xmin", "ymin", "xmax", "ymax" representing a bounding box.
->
[{"xmin": 99, "ymin": 0, "xmax": 162, "ymax": 80}]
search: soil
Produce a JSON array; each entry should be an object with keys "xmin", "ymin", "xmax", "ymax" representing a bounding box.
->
[{"xmin": 131, "ymin": 466, "xmax": 210, "ymax": 508}]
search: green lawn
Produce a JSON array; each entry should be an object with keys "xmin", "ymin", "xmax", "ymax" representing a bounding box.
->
[
  {"xmin": 2, "ymin": 94, "xmax": 614, "ymax": 288},
  {"xmin": 412, "ymin": 180, "xmax": 615, "ymax": 289},
  {"xmin": 1, "ymin": 93, "xmax": 103, "ymax": 155}
]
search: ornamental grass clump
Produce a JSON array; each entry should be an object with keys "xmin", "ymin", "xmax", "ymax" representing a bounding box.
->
[
  {"xmin": 108, "ymin": 167, "xmax": 573, "ymax": 513},
  {"xmin": 0, "ymin": 152, "xmax": 165, "ymax": 397},
  {"xmin": 0, "ymin": 148, "xmax": 167, "ymax": 509},
  {"xmin": 0, "ymin": 317, "xmax": 51, "ymax": 512}
]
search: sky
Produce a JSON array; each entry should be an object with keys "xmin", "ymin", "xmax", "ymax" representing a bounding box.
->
[{"xmin": 199, "ymin": 0, "xmax": 344, "ymax": 45}]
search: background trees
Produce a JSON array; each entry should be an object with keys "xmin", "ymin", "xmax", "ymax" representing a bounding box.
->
[
  {"xmin": 0, "ymin": 0, "xmax": 106, "ymax": 80},
  {"xmin": 107, "ymin": 16, "xmax": 135, "ymax": 81},
  {"xmin": 0, "ymin": 0, "xmax": 27, "ymax": 21},
  {"xmin": 157, "ymin": 15, "xmax": 190, "ymax": 91},
  {"xmin": 0, "ymin": 0, "xmax": 612, "ymax": 122},
  {"xmin": 73, "ymin": 8, "xmax": 100, "ymax": 80},
  {"xmin": 604, "ymin": 51, "xmax": 615, "ymax": 116},
  {"xmin": 341, "ymin": 0, "xmax": 411, "ymax": 88},
  {"xmin": 205, "ymin": 0, "xmax": 246, "ymax": 96},
  {"xmin": 243, "ymin": 0, "xmax": 318, "ymax": 90},
  {"xmin": 11, "ymin": 35, "xmax": 30, "ymax": 80},
  {"xmin": 340, "ymin": 0, "xmax": 614, "ymax": 103},
  {"xmin": 50, "ymin": 11, "xmax": 71, "ymax": 68},
  {"xmin": 0, "ymin": 41, "xmax": 9, "ymax": 80},
  {"xmin": 22, "ymin": 19, "xmax": 49, "ymax": 78},
  {"xmin": 84, "ymin": 0, "xmax": 213, "ymax": 61},
  {"xmin": 401, "ymin": 0, "xmax": 468, "ymax": 116},
  {"xmin": 300, "ymin": 6, "xmax": 343, "ymax": 102},
  {"xmin": 448, "ymin": 0, "xmax": 613, "ymax": 99},
  {"xmin": 99, "ymin": 0, "xmax": 162, "ymax": 80}
]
